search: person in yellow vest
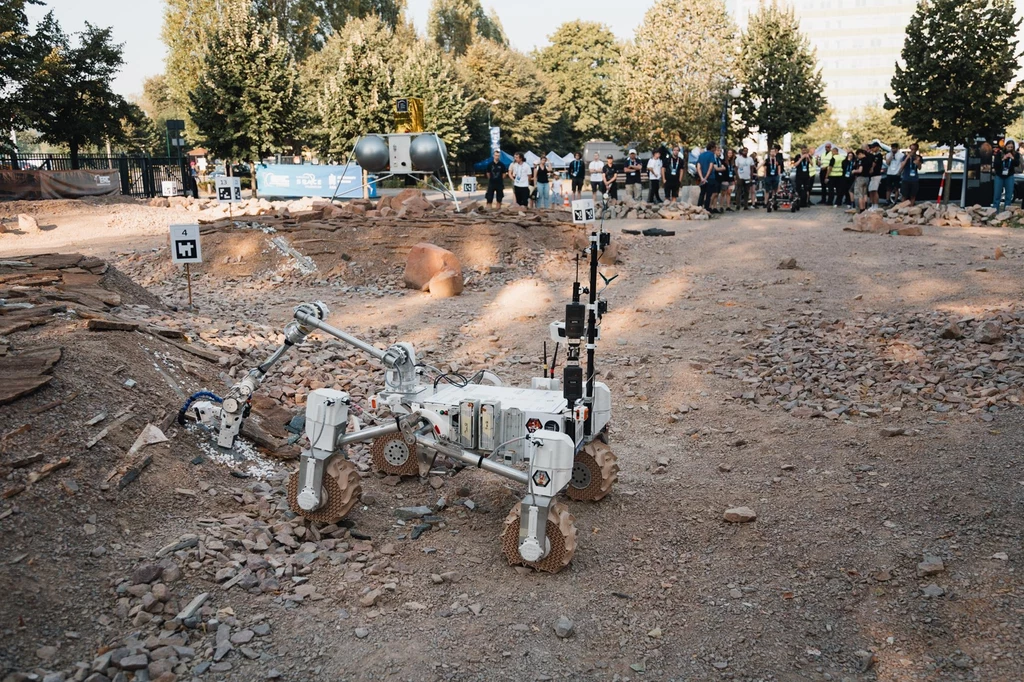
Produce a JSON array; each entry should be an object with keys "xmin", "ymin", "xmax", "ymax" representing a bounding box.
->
[{"xmin": 821, "ymin": 145, "xmax": 841, "ymax": 206}]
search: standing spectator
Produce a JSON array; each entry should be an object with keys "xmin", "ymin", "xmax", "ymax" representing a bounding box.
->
[
  {"xmin": 794, "ymin": 146, "xmax": 813, "ymax": 208},
  {"xmin": 719, "ymin": 148, "xmax": 737, "ymax": 211},
  {"xmin": 569, "ymin": 152, "xmax": 585, "ymax": 200},
  {"xmin": 188, "ymin": 160, "xmax": 200, "ymax": 199},
  {"xmin": 840, "ymin": 151, "xmax": 856, "ymax": 207},
  {"xmin": 508, "ymin": 152, "xmax": 532, "ymax": 207},
  {"xmin": 867, "ymin": 141, "xmax": 885, "ymax": 209},
  {"xmin": 853, "ymin": 147, "xmax": 871, "ymax": 212},
  {"xmin": 664, "ymin": 146, "xmax": 685, "ymax": 206},
  {"xmin": 588, "ymin": 153, "xmax": 605, "ymax": 200},
  {"xmin": 993, "ymin": 140, "xmax": 1019, "ymax": 210},
  {"xmin": 763, "ymin": 145, "xmax": 782, "ymax": 211},
  {"xmin": 735, "ymin": 147, "xmax": 753, "ymax": 209},
  {"xmin": 748, "ymin": 151, "xmax": 760, "ymax": 207},
  {"xmin": 602, "ymin": 155, "xmax": 619, "ymax": 201},
  {"xmin": 647, "ymin": 149, "xmax": 664, "ymax": 204},
  {"xmin": 884, "ymin": 141, "xmax": 904, "ymax": 205},
  {"xmin": 696, "ymin": 142, "xmax": 719, "ymax": 212},
  {"xmin": 484, "ymin": 149, "xmax": 506, "ymax": 208},
  {"xmin": 624, "ymin": 149, "xmax": 643, "ymax": 202},
  {"xmin": 533, "ymin": 156, "xmax": 552, "ymax": 209},
  {"xmin": 816, "ymin": 143, "xmax": 834, "ymax": 204},
  {"xmin": 709, "ymin": 146, "xmax": 727, "ymax": 213},
  {"xmin": 899, "ymin": 142, "xmax": 923, "ymax": 206}
]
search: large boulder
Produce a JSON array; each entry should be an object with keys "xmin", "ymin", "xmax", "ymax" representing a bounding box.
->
[
  {"xmin": 18, "ymin": 214, "xmax": 40, "ymax": 233},
  {"xmin": 428, "ymin": 269, "xmax": 464, "ymax": 298},
  {"xmin": 845, "ymin": 211, "xmax": 888, "ymax": 234},
  {"xmin": 404, "ymin": 243, "xmax": 463, "ymax": 291}
]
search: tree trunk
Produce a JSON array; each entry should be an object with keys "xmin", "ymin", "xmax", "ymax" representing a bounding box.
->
[
  {"xmin": 69, "ymin": 141, "xmax": 80, "ymax": 170},
  {"xmin": 251, "ymin": 162, "xmax": 257, "ymax": 199},
  {"xmin": 942, "ymin": 144, "xmax": 954, "ymax": 205}
]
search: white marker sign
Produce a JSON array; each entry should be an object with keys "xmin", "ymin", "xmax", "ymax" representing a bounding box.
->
[
  {"xmin": 161, "ymin": 180, "xmax": 178, "ymax": 197},
  {"xmin": 170, "ymin": 224, "xmax": 202, "ymax": 264},
  {"xmin": 571, "ymin": 198, "xmax": 595, "ymax": 224},
  {"xmin": 460, "ymin": 176, "xmax": 477, "ymax": 193},
  {"xmin": 215, "ymin": 176, "xmax": 242, "ymax": 204}
]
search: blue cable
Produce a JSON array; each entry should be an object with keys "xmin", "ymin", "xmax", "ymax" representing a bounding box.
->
[{"xmin": 177, "ymin": 391, "xmax": 224, "ymax": 425}]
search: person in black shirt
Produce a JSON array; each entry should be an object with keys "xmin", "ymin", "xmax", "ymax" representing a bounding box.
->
[
  {"xmin": 663, "ymin": 146, "xmax": 686, "ymax": 206},
  {"xmin": 853, "ymin": 148, "xmax": 871, "ymax": 212},
  {"xmin": 602, "ymin": 155, "xmax": 619, "ymax": 200},
  {"xmin": 867, "ymin": 141, "xmax": 885, "ymax": 209},
  {"xmin": 839, "ymin": 151, "xmax": 856, "ymax": 207},
  {"xmin": 992, "ymin": 140, "xmax": 1019, "ymax": 211},
  {"xmin": 624, "ymin": 149, "xmax": 642, "ymax": 202},
  {"xmin": 793, "ymin": 146, "xmax": 813, "ymax": 208},
  {"xmin": 568, "ymin": 152, "xmax": 585, "ymax": 200},
  {"xmin": 484, "ymin": 150, "xmax": 506, "ymax": 208}
]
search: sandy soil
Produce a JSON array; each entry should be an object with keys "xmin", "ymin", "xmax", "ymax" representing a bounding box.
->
[{"xmin": 1, "ymin": 198, "xmax": 1022, "ymax": 682}]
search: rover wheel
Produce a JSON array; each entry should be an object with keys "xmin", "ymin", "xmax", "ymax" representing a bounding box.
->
[
  {"xmin": 286, "ymin": 459, "xmax": 361, "ymax": 523},
  {"xmin": 565, "ymin": 440, "xmax": 619, "ymax": 502},
  {"xmin": 371, "ymin": 430, "xmax": 420, "ymax": 476},
  {"xmin": 500, "ymin": 501, "xmax": 577, "ymax": 573}
]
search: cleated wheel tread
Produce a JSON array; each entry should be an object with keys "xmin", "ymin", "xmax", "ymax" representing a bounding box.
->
[
  {"xmin": 500, "ymin": 501, "xmax": 577, "ymax": 573},
  {"xmin": 370, "ymin": 430, "xmax": 420, "ymax": 476},
  {"xmin": 565, "ymin": 440, "xmax": 619, "ymax": 501},
  {"xmin": 286, "ymin": 459, "xmax": 361, "ymax": 523}
]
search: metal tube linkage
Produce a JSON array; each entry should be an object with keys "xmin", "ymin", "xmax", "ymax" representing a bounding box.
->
[
  {"xmin": 419, "ymin": 436, "xmax": 530, "ymax": 486},
  {"xmin": 294, "ymin": 309, "xmax": 387, "ymax": 362},
  {"xmin": 335, "ymin": 421, "xmax": 401, "ymax": 448}
]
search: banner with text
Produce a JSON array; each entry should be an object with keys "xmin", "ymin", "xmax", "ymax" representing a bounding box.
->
[{"xmin": 255, "ymin": 163, "xmax": 365, "ymax": 199}]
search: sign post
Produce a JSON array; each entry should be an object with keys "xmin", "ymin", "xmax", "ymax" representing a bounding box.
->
[
  {"xmin": 170, "ymin": 224, "xmax": 202, "ymax": 309},
  {"xmin": 215, "ymin": 176, "xmax": 241, "ymax": 221}
]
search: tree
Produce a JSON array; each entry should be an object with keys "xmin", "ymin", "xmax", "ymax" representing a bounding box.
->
[
  {"xmin": 189, "ymin": 2, "xmax": 301, "ymax": 169},
  {"xmin": 137, "ymin": 74, "xmax": 186, "ymax": 152},
  {"xmin": 885, "ymin": 0, "xmax": 1024, "ymax": 202},
  {"xmin": 302, "ymin": 15, "xmax": 398, "ymax": 158},
  {"xmin": 613, "ymin": 0, "xmax": 737, "ymax": 149},
  {"xmin": 792, "ymin": 106, "xmax": 844, "ymax": 150},
  {"xmin": 428, "ymin": 0, "xmax": 505, "ymax": 56},
  {"xmin": 23, "ymin": 14, "xmax": 129, "ymax": 168},
  {"xmin": 0, "ymin": 0, "xmax": 48, "ymax": 154},
  {"xmin": 162, "ymin": 0, "xmax": 220, "ymax": 125},
  {"xmin": 458, "ymin": 39, "xmax": 558, "ymax": 154},
  {"xmin": 115, "ymin": 102, "xmax": 163, "ymax": 155},
  {"xmin": 394, "ymin": 40, "xmax": 473, "ymax": 160},
  {"xmin": 534, "ymin": 21, "xmax": 620, "ymax": 149},
  {"xmin": 843, "ymin": 104, "xmax": 909, "ymax": 148},
  {"xmin": 253, "ymin": 0, "xmax": 407, "ymax": 59},
  {"xmin": 735, "ymin": 2, "xmax": 824, "ymax": 147}
]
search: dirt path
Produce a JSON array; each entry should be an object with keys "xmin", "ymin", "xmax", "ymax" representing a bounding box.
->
[{"xmin": 2, "ymin": 202, "xmax": 1022, "ymax": 682}]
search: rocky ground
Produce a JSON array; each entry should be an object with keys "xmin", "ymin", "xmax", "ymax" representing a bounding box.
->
[{"xmin": 1, "ymin": 196, "xmax": 1023, "ymax": 682}]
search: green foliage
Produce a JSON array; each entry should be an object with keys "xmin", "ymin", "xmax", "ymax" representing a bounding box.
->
[
  {"xmin": 886, "ymin": 0, "xmax": 1024, "ymax": 146},
  {"xmin": 23, "ymin": 14, "xmax": 129, "ymax": 167},
  {"xmin": 613, "ymin": 0, "xmax": 737, "ymax": 149},
  {"xmin": 393, "ymin": 40, "xmax": 472, "ymax": 160},
  {"xmin": 162, "ymin": 0, "xmax": 219, "ymax": 130},
  {"xmin": 534, "ymin": 21, "xmax": 620, "ymax": 149},
  {"xmin": 302, "ymin": 15, "xmax": 398, "ymax": 158},
  {"xmin": 188, "ymin": 1, "xmax": 301, "ymax": 164},
  {"xmin": 0, "ymin": 0, "xmax": 48, "ymax": 154},
  {"xmin": 792, "ymin": 106, "xmax": 844, "ymax": 150},
  {"xmin": 428, "ymin": 0, "xmax": 505, "ymax": 56},
  {"xmin": 458, "ymin": 39, "xmax": 558, "ymax": 154},
  {"xmin": 735, "ymin": 2, "xmax": 824, "ymax": 146},
  {"xmin": 138, "ymin": 74, "xmax": 185, "ymax": 133},
  {"xmin": 254, "ymin": 0, "xmax": 407, "ymax": 59},
  {"xmin": 843, "ymin": 104, "xmax": 909, "ymax": 148},
  {"xmin": 115, "ymin": 102, "xmax": 163, "ymax": 154}
]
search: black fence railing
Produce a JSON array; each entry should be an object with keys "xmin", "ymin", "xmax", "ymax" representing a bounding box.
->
[{"xmin": 2, "ymin": 153, "xmax": 193, "ymax": 198}]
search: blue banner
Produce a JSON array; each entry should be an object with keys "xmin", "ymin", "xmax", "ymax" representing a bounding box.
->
[{"xmin": 255, "ymin": 163, "xmax": 365, "ymax": 199}]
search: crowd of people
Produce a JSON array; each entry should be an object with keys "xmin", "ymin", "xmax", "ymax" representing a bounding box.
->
[{"xmin": 480, "ymin": 138, "xmax": 1020, "ymax": 214}]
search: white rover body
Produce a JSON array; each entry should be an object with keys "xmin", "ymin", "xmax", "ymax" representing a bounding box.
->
[{"xmin": 185, "ymin": 223, "xmax": 618, "ymax": 573}]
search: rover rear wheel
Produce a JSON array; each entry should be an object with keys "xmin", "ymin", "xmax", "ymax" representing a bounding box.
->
[
  {"xmin": 371, "ymin": 430, "xmax": 420, "ymax": 476},
  {"xmin": 565, "ymin": 440, "xmax": 618, "ymax": 502},
  {"xmin": 500, "ymin": 501, "xmax": 577, "ymax": 573},
  {"xmin": 286, "ymin": 458, "xmax": 361, "ymax": 523}
]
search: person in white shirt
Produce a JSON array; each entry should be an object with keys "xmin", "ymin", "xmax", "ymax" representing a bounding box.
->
[
  {"xmin": 508, "ymin": 152, "xmax": 532, "ymax": 207},
  {"xmin": 588, "ymin": 153, "xmax": 605, "ymax": 201},
  {"xmin": 883, "ymin": 141, "xmax": 904, "ymax": 206},
  {"xmin": 734, "ymin": 147, "xmax": 754, "ymax": 210},
  {"xmin": 646, "ymin": 149, "xmax": 664, "ymax": 204}
]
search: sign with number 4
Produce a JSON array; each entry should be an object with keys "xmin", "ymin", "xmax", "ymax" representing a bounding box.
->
[
  {"xmin": 215, "ymin": 177, "xmax": 242, "ymax": 204},
  {"xmin": 571, "ymin": 198, "xmax": 595, "ymax": 224},
  {"xmin": 170, "ymin": 224, "xmax": 202, "ymax": 264}
]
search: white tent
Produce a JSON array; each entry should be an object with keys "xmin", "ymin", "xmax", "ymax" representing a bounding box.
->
[
  {"xmin": 524, "ymin": 151, "xmax": 542, "ymax": 165},
  {"xmin": 561, "ymin": 152, "xmax": 576, "ymax": 167},
  {"xmin": 546, "ymin": 151, "xmax": 567, "ymax": 168}
]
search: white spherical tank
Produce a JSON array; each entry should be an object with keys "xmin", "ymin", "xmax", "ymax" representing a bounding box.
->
[
  {"xmin": 353, "ymin": 135, "xmax": 389, "ymax": 173},
  {"xmin": 410, "ymin": 134, "xmax": 448, "ymax": 172}
]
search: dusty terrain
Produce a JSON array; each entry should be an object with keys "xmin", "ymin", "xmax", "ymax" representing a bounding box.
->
[{"xmin": 1, "ymin": 197, "xmax": 1023, "ymax": 682}]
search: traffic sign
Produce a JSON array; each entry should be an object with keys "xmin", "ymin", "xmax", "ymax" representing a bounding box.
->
[
  {"xmin": 571, "ymin": 198, "xmax": 595, "ymax": 224},
  {"xmin": 170, "ymin": 224, "xmax": 202, "ymax": 264},
  {"xmin": 215, "ymin": 177, "xmax": 242, "ymax": 204}
]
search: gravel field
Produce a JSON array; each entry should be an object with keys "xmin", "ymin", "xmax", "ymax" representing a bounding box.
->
[{"xmin": 1, "ymin": 197, "xmax": 1022, "ymax": 682}]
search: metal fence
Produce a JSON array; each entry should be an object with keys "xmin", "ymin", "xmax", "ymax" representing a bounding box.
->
[{"xmin": 2, "ymin": 153, "xmax": 192, "ymax": 198}]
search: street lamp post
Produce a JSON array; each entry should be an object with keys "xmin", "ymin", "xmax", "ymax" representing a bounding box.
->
[{"xmin": 720, "ymin": 87, "xmax": 742, "ymax": 150}]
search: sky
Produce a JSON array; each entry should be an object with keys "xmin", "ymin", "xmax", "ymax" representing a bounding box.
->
[{"xmin": 24, "ymin": 0, "xmax": 654, "ymax": 99}]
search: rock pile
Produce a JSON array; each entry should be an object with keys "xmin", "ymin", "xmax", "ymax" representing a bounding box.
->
[
  {"xmin": 717, "ymin": 306, "xmax": 1023, "ymax": 421},
  {"xmin": 600, "ymin": 200, "xmax": 710, "ymax": 221},
  {"xmin": 861, "ymin": 201, "xmax": 1024, "ymax": 229}
]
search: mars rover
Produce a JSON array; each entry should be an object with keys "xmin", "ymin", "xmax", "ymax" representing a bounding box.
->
[{"xmin": 183, "ymin": 204, "xmax": 618, "ymax": 573}]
